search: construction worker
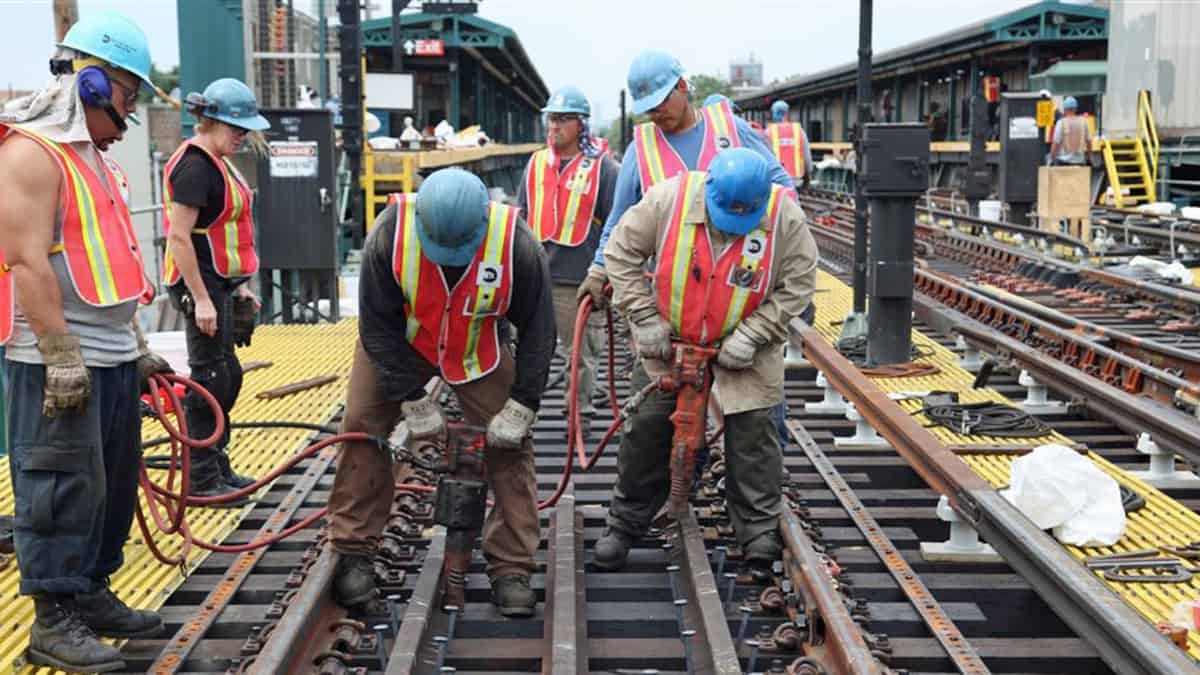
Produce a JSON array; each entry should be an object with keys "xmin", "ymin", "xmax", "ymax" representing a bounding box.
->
[
  {"xmin": 1049, "ymin": 96, "xmax": 1093, "ymax": 166},
  {"xmin": 767, "ymin": 100, "xmax": 813, "ymax": 190},
  {"xmin": 0, "ymin": 11, "xmax": 169, "ymax": 672},
  {"xmin": 595, "ymin": 148, "xmax": 817, "ymax": 577},
  {"xmin": 516, "ymin": 86, "xmax": 620, "ymax": 428},
  {"xmin": 328, "ymin": 168, "xmax": 555, "ymax": 617},
  {"xmin": 163, "ymin": 78, "xmax": 270, "ymax": 501}
]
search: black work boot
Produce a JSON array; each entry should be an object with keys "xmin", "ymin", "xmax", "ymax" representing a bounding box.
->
[
  {"xmin": 742, "ymin": 530, "xmax": 782, "ymax": 584},
  {"xmin": 216, "ymin": 449, "xmax": 256, "ymax": 490},
  {"xmin": 490, "ymin": 575, "xmax": 535, "ymax": 618},
  {"xmin": 28, "ymin": 595, "xmax": 124, "ymax": 673},
  {"xmin": 189, "ymin": 450, "xmax": 249, "ymax": 507},
  {"xmin": 593, "ymin": 527, "xmax": 636, "ymax": 571},
  {"xmin": 333, "ymin": 554, "xmax": 378, "ymax": 607},
  {"xmin": 73, "ymin": 586, "xmax": 164, "ymax": 638}
]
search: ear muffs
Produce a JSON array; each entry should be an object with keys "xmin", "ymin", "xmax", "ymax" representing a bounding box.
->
[
  {"xmin": 76, "ymin": 65, "xmax": 127, "ymax": 133},
  {"xmin": 184, "ymin": 93, "xmax": 219, "ymax": 119}
]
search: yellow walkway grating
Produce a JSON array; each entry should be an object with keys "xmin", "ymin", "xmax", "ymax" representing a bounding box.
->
[
  {"xmin": 0, "ymin": 320, "xmax": 357, "ymax": 673},
  {"xmin": 810, "ymin": 270, "xmax": 1200, "ymax": 660}
]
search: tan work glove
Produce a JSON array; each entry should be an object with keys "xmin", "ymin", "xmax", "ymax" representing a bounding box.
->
[
  {"xmin": 401, "ymin": 395, "xmax": 448, "ymax": 445},
  {"xmin": 486, "ymin": 398, "xmax": 536, "ymax": 450},
  {"xmin": 717, "ymin": 327, "xmax": 758, "ymax": 371},
  {"xmin": 36, "ymin": 333, "xmax": 90, "ymax": 417},
  {"xmin": 576, "ymin": 266, "xmax": 609, "ymax": 310},
  {"xmin": 134, "ymin": 321, "xmax": 174, "ymax": 393},
  {"xmin": 631, "ymin": 315, "xmax": 674, "ymax": 362}
]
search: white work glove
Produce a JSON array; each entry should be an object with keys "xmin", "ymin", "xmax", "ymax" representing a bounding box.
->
[
  {"xmin": 717, "ymin": 328, "xmax": 759, "ymax": 371},
  {"xmin": 400, "ymin": 395, "xmax": 447, "ymax": 444},
  {"xmin": 632, "ymin": 315, "xmax": 674, "ymax": 362},
  {"xmin": 486, "ymin": 398, "xmax": 536, "ymax": 450}
]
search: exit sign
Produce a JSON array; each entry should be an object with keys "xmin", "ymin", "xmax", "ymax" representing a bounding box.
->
[{"xmin": 403, "ymin": 39, "xmax": 445, "ymax": 57}]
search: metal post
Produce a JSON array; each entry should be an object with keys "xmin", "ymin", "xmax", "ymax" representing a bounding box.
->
[
  {"xmin": 391, "ymin": 0, "xmax": 405, "ymax": 71},
  {"xmin": 965, "ymin": 95, "xmax": 990, "ymax": 213},
  {"xmin": 337, "ymin": 0, "xmax": 364, "ymax": 244},
  {"xmin": 842, "ymin": 0, "xmax": 873, "ymax": 341},
  {"xmin": 619, "ymin": 89, "xmax": 628, "ymax": 155},
  {"xmin": 318, "ymin": 0, "xmax": 328, "ymax": 101}
]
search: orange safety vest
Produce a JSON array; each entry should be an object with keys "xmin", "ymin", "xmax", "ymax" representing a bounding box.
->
[
  {"xmin": 767, "ymin": 122, "xmax": 806, "ymax": 179},
  {"xmin": 654, "ymin": 171, "xmax": 784, "ymax": 346},
  {"xmin": 0, "ymin": 124, "xmax": 148, "ymax": 343},
  {"xmin": 523, "ymin": 138, "xmax": 608, "ymax": 247},
  {"xmin": 391, "ymin": 193, "xmax": 518, "ymax": 384},
  {"xmin": 161, "ymin": 140, "xmax": 259, "ymax": 285},
  {"xmin": 633, "ymin": 98, "xmax": 742, "ymax": 193}
]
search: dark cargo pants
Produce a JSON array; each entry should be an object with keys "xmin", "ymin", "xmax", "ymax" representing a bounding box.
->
[
  {"xmin": 6, "ymin": 360, "xmax": 142, "ymax": 595},
  {"xmin": 606, "ymin": 364, "xmax": 784, "ymax": 547}
]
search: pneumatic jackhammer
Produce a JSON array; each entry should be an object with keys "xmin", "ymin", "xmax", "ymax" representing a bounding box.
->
[{"xmin": 659, "ymin": 342, "xmax": 720, "ymax": 517}]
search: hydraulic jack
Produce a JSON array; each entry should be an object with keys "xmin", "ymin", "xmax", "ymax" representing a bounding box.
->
[{"xmin": 659, "ymin": 342, "xmax": 719, "ymax": 517}]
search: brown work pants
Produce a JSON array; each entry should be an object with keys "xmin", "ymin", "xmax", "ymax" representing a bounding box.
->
[{"xmin": 328, "ymin": 341, "xmax": 540, "ymax": 579}]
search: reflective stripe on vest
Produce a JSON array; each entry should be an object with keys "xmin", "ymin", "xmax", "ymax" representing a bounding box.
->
[
  {"xmin": 654, "ymin": 172, "xmax": 782, "ymax": 346},
  {"xmin": 391, "ymin": 193, "xmax": 517, "ymax": 384},
  {"xmin": 633, "ymin": 99, "xmax": 744, "ymax": 193},
  {"xmin": 0, "ymin": 125, "xmax": 147, "ymax": 343},
  {"xmin": 768, "ymin": 122, "xmax": 806, "ymax": 179},
  {"xmin": 162, "ymin": 140, "xmax": 259, "ymax": 284},
  {"xmin": 524, "ymin": 146, "xmax": 603, "ymax": 247}
]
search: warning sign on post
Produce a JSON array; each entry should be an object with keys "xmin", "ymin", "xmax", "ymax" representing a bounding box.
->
[
  {"xmin": 1036, "ymin": 100, "xmax": 1056, "ymax": 128},
  {"xmin": 268, "ymin": 141, "xmax": 319, "ymax": 178}
]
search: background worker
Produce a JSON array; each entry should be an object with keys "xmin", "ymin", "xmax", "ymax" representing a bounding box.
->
[
  {"xmin": 0, "ymin": 11, "xmax": 169, "ymax": 672},
  {"xmin": 328, "ymin": 168, "xmax": 555, "ymax": 618},
  {"xmin": 767, "ymin": 99, "xmax": 813, "ymax": 190},
  {"xmin": 595, "ymin": 148, "xmax": 818, "ymax": 578},
  {"xmin": 517, "ymin": 86, "xmax": 620, "ymax": 428},
  {"xmin": 1049, "ymin": 96, "xmax": 1093, "ymax": 166},
  {"xmin": 163, "ymin": 78, "xmax": 270, "ymax": 501}
]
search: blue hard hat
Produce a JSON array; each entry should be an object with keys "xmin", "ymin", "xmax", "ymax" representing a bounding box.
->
[
  {"xmin": 1063, "ymin": 96, "xmax": 1079, "ymax": 111},
  {"xmin": 704, "ymin": 148, "xmax": 772, "ymax": 236},
  {"xmin": 628, "ymin": 50, "xmax": 684, "ymax": 115},
  {"xmin": 191, "ymin": 78, "xmax": 270, "ymax": 131},
  {"xmin": 542, "ymin": 85, "xmax": 590, "ymax": 116},
  {"xmin": 415, "ymin": 168, "xmax": 491, "ymax": 267},
  {"xmin": 59, "ymin": 11, "xmax": 153, "ymax": 88},
  {"xmin": 771, "ymin": 100, "xmax": 789, "ymax": 122}
]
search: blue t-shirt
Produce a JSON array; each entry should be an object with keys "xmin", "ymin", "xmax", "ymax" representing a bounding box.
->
[{"xmin": 592, "ymin": 115, "xmax": 794, "ymax": 268}]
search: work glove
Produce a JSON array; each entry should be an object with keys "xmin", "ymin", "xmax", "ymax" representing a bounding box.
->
[
  {"xmin": 576, "ymin": 266, "xmax": 609, "ymax": 310},
  {"xmin": 717, "ymin": 328, "xmax": 759, "ymax": 371},
  {"xmin": 631, "ymin": 315, "xmax": 674, "ymax": 362},
  {"xmin": 401, "ymin": 395, "xmax": 448, "ymax": 445},
  {"xmin": 486, "ymin": 398, "xmax": 536, "ymax": 450},
  {"xmin": 231, "ymin": 295, "xmax": 257, "ymax": 348},
  {"xmin": 36, "ymin": 333, "xmax": 90, "ymax": 417},
  {"xmin": 133, "ymin": 321, "xmax": 173, "ymax": 394}
]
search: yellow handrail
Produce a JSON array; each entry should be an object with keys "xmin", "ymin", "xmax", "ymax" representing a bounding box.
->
[{"xmin": 1137, "ymin": 89, "xmax": 1160, "ymax": 190}]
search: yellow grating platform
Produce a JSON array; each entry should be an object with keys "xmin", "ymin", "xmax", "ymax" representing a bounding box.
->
[
  {"xmin": 810, "ymin": 270, "xmax": 1200, "ymax": 660},
  {"xmin": 0, "ymin": 320, "xmax": 357, "ymax": 673}
]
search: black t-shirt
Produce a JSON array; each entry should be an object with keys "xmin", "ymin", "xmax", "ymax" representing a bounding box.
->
[{"xmin": 168, "ymin": 146, "xmax": 244, "ymax": 286}]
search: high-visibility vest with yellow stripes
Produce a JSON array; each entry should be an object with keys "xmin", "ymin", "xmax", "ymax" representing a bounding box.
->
[
  {"xmin": 523, "ymin": 138, "xmax": 608, "ymax": 247},
  {"xmin": 654, "ymin": 171, "xmax": 784, "ymax": 347},
  {"xmin": 633, "ymin": 99, "xmax": 742, "ymax": 193},
  {"xmin": 767, "ymin": 122, "xmax": 806, "ymax": 179},
  {"xmin": 162, "ymin": 140, "xmax": 259, "ymax": 285},
  {"xmin": 0, "ymin": 123, "xmax": 148, "ymax": 343},
  {"xmin": 390, "ymin": 193, "xmax": 517, "ymax": 384}
]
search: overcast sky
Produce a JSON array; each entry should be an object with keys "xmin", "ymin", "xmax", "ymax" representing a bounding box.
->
[{"xmin": 5, "ymin": 0, "xmax": 1052, "ymax": 124}]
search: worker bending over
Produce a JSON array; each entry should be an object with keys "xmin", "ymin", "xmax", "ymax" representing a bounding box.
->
[
  {"xmin": 328, "ymin": 168, "xmax": 555, "ymax": 618},
  {"xmin": 517, "ymin": 86, "xmax": 620, "ymax": 427},
  {"xmin": 595, "ymin": 148, "xmax": 817, "ymax": 578},
  {"xmin": 0, "ymin": 12, "xmax": 170, "ymax": 672}
]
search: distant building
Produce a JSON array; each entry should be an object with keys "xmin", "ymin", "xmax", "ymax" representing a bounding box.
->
[{"xmin": 730, "ymin": 55, "xmax": 763, "ymax": 91}]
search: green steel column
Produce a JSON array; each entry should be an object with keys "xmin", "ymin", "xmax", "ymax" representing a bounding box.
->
[
  {"xmin": 948, "ymin": 75, "xmax": 958, "ymax": 139},
  {"xmin": 893, "ymin": 76, "xmax": 902, "ymax": 121}
]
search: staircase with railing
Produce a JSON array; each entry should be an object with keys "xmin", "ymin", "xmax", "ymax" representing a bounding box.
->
[{"xmin": 1101, "ymin": 90, "xmax": 1159, "ymax": 207}]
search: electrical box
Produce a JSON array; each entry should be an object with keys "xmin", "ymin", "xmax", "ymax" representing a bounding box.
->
[
  {"xmin": 999, "ymin": 93, "xmax": 1047, "ymax": 204},
  {"xmin": 860, "ymin": 123, "xmax": 930, "ymax": 197}
]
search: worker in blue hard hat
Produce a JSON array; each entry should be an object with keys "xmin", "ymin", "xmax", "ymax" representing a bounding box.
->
[
  {"xmin": 517, "ymin": 85, "xmax": 620, "ymax": 432},
  {"xmin": 594, "ymin": 148, "xmax": 818, "ymax": 579},
  {"xmin": 162, "ymin": 78, "xmax": 271, "ymax": 503},
  {"xmin": 0, "ymin": 11, "xmax": 170, "ymax": 671},
  {"xmin": 328, "ymin": 167, "xmax": 555, "ymax": 618},
  {"xmin": 1049, "ymin": 96, "xmax": 1093, "ymax": 166},
  {"xmin": 767, "ymin": 100, "xmax": 813, "ymax": 190}
]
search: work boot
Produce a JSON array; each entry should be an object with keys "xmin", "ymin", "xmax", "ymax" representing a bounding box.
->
[
  {"xmin": 73, "ymin": 586, "xmax": 164, "ymax": 639},
  {"xmin": 742, "ymin": 530, "xmax": 782, "ymax": 585},
  {"xmin": 593, "ymin": 527, "xmax": 636, "ymax": 571},
  {"xmin": 490, "ymin": 575, "xmax": 535, "ymax": 618},
  {"xmin": 27, "ymin": 596, "xmax": 124, "ymax": 673},
  {"xmin": 190, "ymin": 450, "xmax": 249, "ymax": 507},
  {"xmin": 333, "ymin": 553, "xmax": 378, "ymax": 607},
  {"xmin": 216, "ymin": 449, "xmax": 256, "ymax": 490}
]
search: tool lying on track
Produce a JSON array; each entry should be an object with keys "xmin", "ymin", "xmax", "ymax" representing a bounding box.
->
[{"xmin": 1084, "ymin": 550, "xmax": 1200, "ymax": 583}]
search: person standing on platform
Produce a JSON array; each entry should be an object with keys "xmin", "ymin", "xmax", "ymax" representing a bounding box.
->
[
  {"xmin": 162, "ymin": 78, "xmax": 270, "ymax": 502},
  {"xmin": 517, "ymin": 86, "xmax": 620, "ymax": 429},
  {"xmin": 1049, "ymin": 96, "xmax": 1093, "ymax": 167},
  {"xmin": 766, "ymin": 99, "xmax": 813, "ymax": 191},
  {"xmin": 0, "ymin": 11, "xmax": 170, "ymax": 672}
]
